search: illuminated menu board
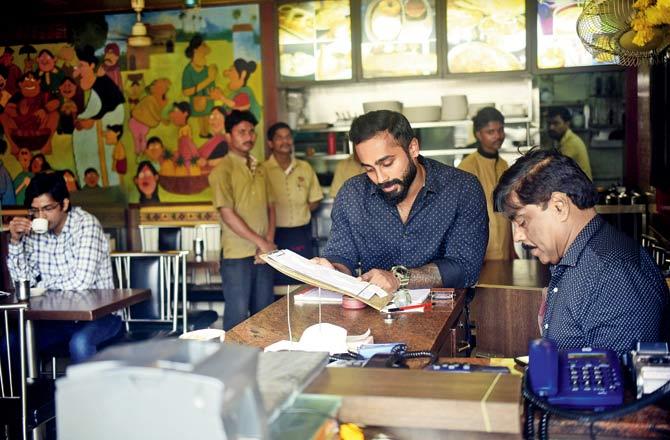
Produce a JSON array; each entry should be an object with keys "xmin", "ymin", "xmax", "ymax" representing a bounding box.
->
[
  {"xmin": 360, "ymin": 0, "xmax": 438, "ymax": 78},
  {"xmin": 277, "ymin": 1, "xmax": 352, "ymax": 82},
  {"xmin": 536, "ymin": 0, "xmax": 612, "ymax": 69},
  {"xmin": 446, "ymin": 0, "xmax": 526, "ymax": 73}
]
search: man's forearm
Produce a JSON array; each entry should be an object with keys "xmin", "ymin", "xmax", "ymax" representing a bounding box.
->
[
  {"xmin": 408, "ymin": 263, "xmax": 443, "ymax": 289},
  {"xmin": 332, "ymin": 262, "xmax": 352, "ymax": 276},
  {"xmin": 218, "ymin": 207, "xmax": 265, "ymax": 246}
]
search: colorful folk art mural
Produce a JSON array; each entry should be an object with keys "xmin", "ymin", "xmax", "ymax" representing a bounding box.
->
[{"xmin": 0, "ymin": 4, "xmax": 263, "ymax": 205}]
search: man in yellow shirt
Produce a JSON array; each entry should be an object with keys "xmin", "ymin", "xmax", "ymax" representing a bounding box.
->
[
  {"xmin": 458, "ymin": 107, "xmax": 513, "ymax": 260},
  {"xmin": 208, "ymin": 110, "xmax": 276, "ymax": 330},
  {"xmin": 262, "ymin": 122, "xmax": 323, "ymax": 284},
  {"xmin": 330, "ymin": 153, "xmax": 365, "ymax": 198},
  {"xmin": 547, "ymin": 106, "xmax": 592, "ymax": 180}
]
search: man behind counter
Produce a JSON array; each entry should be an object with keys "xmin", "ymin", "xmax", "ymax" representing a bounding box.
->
[
  {"xmin": 547, "ymin": 106, "xmax": 592, "ymax": 179},
  {"xmin": 314, "ymin": 110, "xmax": 488, "ymax": 293},
  {"xmin": 493, "ymin": 149, "xmax": 668, "ymax": 355}
]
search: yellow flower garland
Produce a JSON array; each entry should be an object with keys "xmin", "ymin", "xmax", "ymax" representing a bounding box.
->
[{"xmin": 632, "ymin": 0, "xmax": 670, "ymax": 47}]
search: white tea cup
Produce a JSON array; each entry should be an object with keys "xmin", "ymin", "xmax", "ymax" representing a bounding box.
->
[{"xmin": 32, "ymin": 218, "xmax": 48, "ymax": 234}]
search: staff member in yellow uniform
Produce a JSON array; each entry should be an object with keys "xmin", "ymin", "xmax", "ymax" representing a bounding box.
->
[
  {"xmin": 208, "ymin": 110, "xmax": 276, "ymax": 330},
  {"xmin": 458, "ymin": 107, "xmax": 514, "ymax": 260},
  {"xmin": 262, "ymin": 122, "xmax": 324, "ymax": 284},
  {"xmin": 547, "ymin": 106, "xmax": 592, "ymax": 180},
  {"xmin": 329, "ymin": 153, "xmax": 365, "ymax": 199}
]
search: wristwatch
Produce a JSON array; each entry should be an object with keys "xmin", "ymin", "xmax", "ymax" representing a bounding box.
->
[{"xmin": 391, "ymin": 265, "xmax": 410, "ymax": 290}]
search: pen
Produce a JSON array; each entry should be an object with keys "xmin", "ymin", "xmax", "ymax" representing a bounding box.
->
[{"xmin": 385, "ymin": 302, "xmax": 434, "ymax": 313}]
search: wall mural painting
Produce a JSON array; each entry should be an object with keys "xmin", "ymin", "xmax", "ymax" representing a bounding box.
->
[{"xmin": 0, "ymin": 4, "xmax": 263, "ymax": 206}]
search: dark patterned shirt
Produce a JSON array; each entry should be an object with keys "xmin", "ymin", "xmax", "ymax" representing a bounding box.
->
[
  {"xmin": 543, "ymin": 215, "xmax": 669, "ymax": 355},
  {"xmin": 323, "ymin": 156, "xmax": 488, "ymax": 287}
]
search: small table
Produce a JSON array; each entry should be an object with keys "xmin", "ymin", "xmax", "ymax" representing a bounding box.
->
[
  {"xmin": 8, "ymin": 288, "xmax": 151, "ymax": 378},
  {"xmin": 226, "ymin": 288, "xmax": 466, "ymax": 355}
]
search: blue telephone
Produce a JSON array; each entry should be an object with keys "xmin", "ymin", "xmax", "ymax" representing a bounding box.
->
[{"xmin": 528, "ymin": 339, "xmax": 624, "ymax": 408}]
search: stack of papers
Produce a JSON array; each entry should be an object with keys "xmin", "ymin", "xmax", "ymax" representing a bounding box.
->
[
  {"xmin": 261, "ymin": 250, "xmax": 389, "ymax": 310},
  {"xmin": 294, "ymin": 288, "xmax": 343, "ymax": 304}
]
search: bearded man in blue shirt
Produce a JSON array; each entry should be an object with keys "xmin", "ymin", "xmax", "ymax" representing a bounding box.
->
[
  {"xmin": 493, "ymin": 148, "xmax": 668, "ymax": 355},
  {"xmin": 313, "ymin": 110, "xmax": 488, "ymax": 293}
]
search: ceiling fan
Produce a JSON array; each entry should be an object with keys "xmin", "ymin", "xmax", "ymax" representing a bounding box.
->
[
  {"xmin": 128, "ymin": 0, "xmax": 152, "ymax": 47},
  {"xmin": 577, "ymin": 0, "xmax": 670, "ymax": 66}
]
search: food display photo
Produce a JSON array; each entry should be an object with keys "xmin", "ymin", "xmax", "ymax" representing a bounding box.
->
[
  {"xmin": 278, "ymin": 1, "xmax": 352, "ymax": 82},
  {"xmin": 446, "ymin": 0, "xmax": 526, "ymax": 73},
  {"xmin": 536, "ymin": 0, "xmax": 613, "ymax": 69},
  {"xmin": 360, "ymin": 0, "xmax": 438, "ymax": 78}
]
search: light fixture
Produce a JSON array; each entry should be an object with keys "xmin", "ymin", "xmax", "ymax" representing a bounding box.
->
[
  {"xmin": 184, "ymin": 0, "xmax": 200, "ymax": 8},
  {"xmin": 128, "ymin": 0, "xmax": 152, "ymax": 47}
]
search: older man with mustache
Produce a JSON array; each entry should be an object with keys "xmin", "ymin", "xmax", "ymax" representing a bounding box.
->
[{"xmin": 313, "ymin": 110, "xmax": 488, "ymax": 295}]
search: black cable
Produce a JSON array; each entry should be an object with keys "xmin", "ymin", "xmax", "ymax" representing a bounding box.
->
[
  {"xmin": 523, "ymin": 400, "xmax": 535, "ymax": 439},
  {"xmin": 389, "ymin": 344, "xmax": 437, "ymax": 367},
  {"xmin": 539, "ymin": 410, "xmax": 550, "ymax": 440}
]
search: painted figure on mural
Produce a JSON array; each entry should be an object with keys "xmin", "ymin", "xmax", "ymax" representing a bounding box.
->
[
  {"xmin": 105, "ymin": 124, "xmax": 127, "ymax": 176},
  {"xmin": 29, "ymin": 153, "xmax": 52, "ymax": 175},
  {"xmin": 57, "ymin": 76, "xmax": 84, "ymax": 135},
  {"xmin": 128, "ymin": 77, "xmax": 171, "ymax": 155},
  {"xmin": 198, "ymin": 105, "xmax": 228, "ymax": 168},
  {"xmin": 97, "ymin": 43, "xmax": 122, "ymax": 89},
  {"xmin": 56, "ymin": 45, "xmax": 77, "ymax": 79},
  {"xmin": 0, "ymin": 47, "xmax": 22, "ymax": 95},
  {"xmin": 61, "ymin": 169, "xmax": 80, "ymax": 193},
  {"xmin": 12, "ymin": 147, "xmax": 33, "ymax": 205},
  {"xmin": 83, "ymin": 167, "xmax": 101, "ymax": 189},
  {"xmin": 144, "ymin": 136, "xmax": 166, "ymax": 165},
  {"xmin": 73, "ymin": 45, "xmax": 125, "ymax": 188},
  {"xmin": 36, "ymin": 49, "xmax": 64, "ymax": 96},
  {"xmin": 169, "ymin": 101, "xmax": 200, "ymax": 172},
  {"xmin": 181, "ymin": 34, "xmax": 218, "ymax": 139},
  {"xmin": 0, "ymin": 70, "xmax": 60, "ymax": 155},
  {"xmin": 0, "ymin": 129, "xmax": 16, "ymax": 205},
  {"xmin": 19, "ymin": 45, "xmax": 37, "ymax": 73},
  {"xmin": 125, "ymin": 73, "xmax": 145, "ymax": 111},
  {"xmin": 134, "ymin": 160, "xmax": 160, "ymax": 203},
  {"xmin": 0, "ymin": 65, "xmax": 12, "ymax": 112},
  {"xmin": 210, "ymin": 58, "xmax": 261, "ymax": 122}
]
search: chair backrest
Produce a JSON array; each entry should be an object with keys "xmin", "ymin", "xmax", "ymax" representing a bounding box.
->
[
  {"xmin": 158, "ymin": 227, "xmax": 182, "ymax": 251},
  {"xmin": 0, "ymin": 303, "xmax": 28, "ymax": 438},
  {"xmin": 111, "ymin": 252, "xmax": 185, "ymax": 333}
]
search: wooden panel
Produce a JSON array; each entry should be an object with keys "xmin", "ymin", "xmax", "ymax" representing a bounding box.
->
[
  {"xmin": 304, "ymin": 368, "xmax": 521, "ymax": 434},
  {"xmin": 476, "ymin": 259, "xmax": 549, "ymax": 291},
  {"xmin": 470, "ymin": 286, "xmax": 542, "ymax": 358}
]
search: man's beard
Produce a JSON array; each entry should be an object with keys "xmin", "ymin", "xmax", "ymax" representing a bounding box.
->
[
  {"xmin": 375, "ymin": 159, "xmax": 418, "ymax": 205},
  {"xmin": 548, "ymin": 130, "xmax": 561, "ymax": 141}
]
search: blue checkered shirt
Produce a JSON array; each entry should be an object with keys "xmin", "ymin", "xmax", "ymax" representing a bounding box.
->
[
  {"xmin": 8, "ymin": 207, "xmax": 114, "ymax": 290},
  {"xmin": 323, "ymin": 156, "xmax": 488, "ymax": 287},
  {"xmin": 543, "ymin": 215, "xmax": 669, "ymax": 355}
]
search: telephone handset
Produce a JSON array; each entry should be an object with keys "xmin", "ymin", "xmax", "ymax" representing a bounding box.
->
[{"xmin": 528, "ymin": 339, "xmax": 624, "ymax": 408}]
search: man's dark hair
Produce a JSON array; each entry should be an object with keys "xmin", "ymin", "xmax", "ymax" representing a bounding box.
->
[
  {"xmin": 25, "ymin": 172, "xmax": 71, "ymax": 211},
  {"xmin": 231, "ymin": 58, "xmax": 257, "ymax": 87},
  {"xmin": 267, "ymin": 122, "xmax": 291, "ymax": 141},
  {"xmin": 106, "ymin": 124, "xmax": 123, "ymax": 138},
  {"xmin": 84, "ymin": 167, "xmax": 99, "ymax": 176},
  {"xmin": 172, "ymin": 101, "xmax": 191, "ymax": 117},
  {"xmin": 147, "ymin": 136, "xmax": 163, "ymax": 146},
  {"xmin": 225, "ymin": 109, "xmax": 257, "ymax": 133},
  {"xmin": 493, "ymin": 148, "xmax": 598, "ymax": 216},
  {"xmin": 473, "ymin": 106, "xmax": 505, "ymax": 133},
  {"xmin": 185, "ymin": 34, "xmax": 205, "ymax": 59},
  {"xmin": 135, "ymin": 160, "xmax": 158, "ymax": 178},
  {"xmin": 75, "ymin": 45, "xmax": 98, "ymax": 66},
  {"xmin": 547, "ymin": 106, "xmax": 571, "ymax": 123},
  {"xmin": 349, "ymin": 110, "xmax": 414, "ymax": 152}
]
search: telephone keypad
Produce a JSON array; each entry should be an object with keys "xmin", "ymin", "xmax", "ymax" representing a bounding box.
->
[{"xmin": 567, "ymin": 360, "xmax": 620, "ymax": 394}]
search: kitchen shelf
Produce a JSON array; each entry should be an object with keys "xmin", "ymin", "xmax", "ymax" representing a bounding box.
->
[
  {"xmin": 295, "ymin": 153, "xmax": 351, "ymax": 160},
  {"xmin": 296, "ymin": 117, "xmax": 532, "ymax": 133}
]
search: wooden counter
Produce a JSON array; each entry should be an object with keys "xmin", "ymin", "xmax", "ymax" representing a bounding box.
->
[
  {"xmin": 470, "ymin": 259, "xmax": 549, "ymax": 358},
  {"xmin": 226, "ymin": 289, "xmax": 468, "ymax": 356}
]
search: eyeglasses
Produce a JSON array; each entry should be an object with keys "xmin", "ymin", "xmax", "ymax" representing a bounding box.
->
[{"xmin": 28, "ymin": 202, "xmax": 61, "ymax": 217}]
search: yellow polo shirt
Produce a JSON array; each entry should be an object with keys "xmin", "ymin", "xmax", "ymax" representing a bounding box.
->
[
  {"xmin": 261, "ymin": 155, "xmax": 323, "ymax": 228},
  {"xmin": 329, "ymin": 154, "xmax": 365, "ymax": 198},
  {"xmin": 208, "ymin": 152, "xmax": 273, "ymax": 259},
  {"xmin": 458, "ymin": 150, "xmax": 513, "ymax": 261},
  {"xmin": 560, "ymin": 128, "xmax": 592, "ymax": 180}
]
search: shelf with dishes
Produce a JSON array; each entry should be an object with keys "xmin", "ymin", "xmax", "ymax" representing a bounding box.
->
[{"xmin": 296, "ymin": 117, "xmax": 532, "ymax": 133}]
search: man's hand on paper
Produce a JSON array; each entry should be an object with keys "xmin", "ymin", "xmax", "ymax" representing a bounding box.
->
[
  {"xmin": 254, "ymin": 239, "xmax": 277, "ymax": 264},
  {"xmin": 311, "ymin": 257, "xmax": 335, "ymax": 270},
  {"xmin": 360, "ymin": 269, "xmax": 399, "ymax": 294}
]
